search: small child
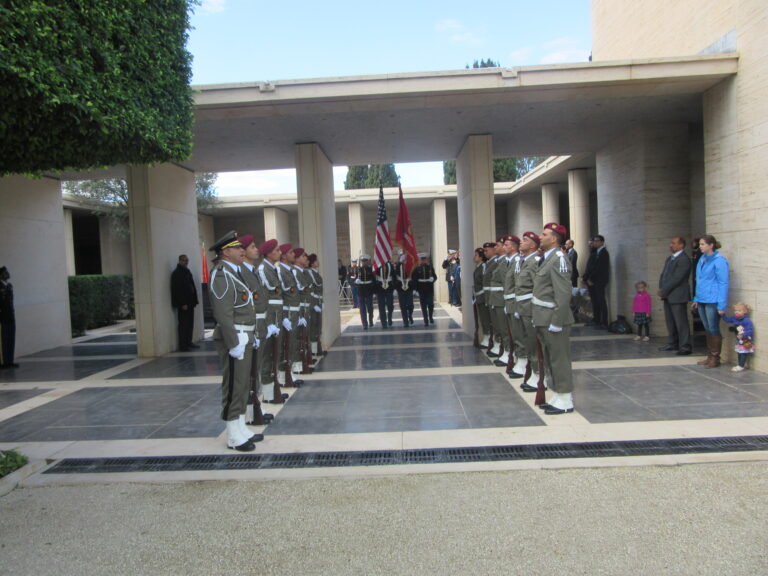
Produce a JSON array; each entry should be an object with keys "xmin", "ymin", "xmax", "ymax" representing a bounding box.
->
[
  {"xmin": 723, "ymin": 302, "xmax": 755, "ymax": 372},
  {"xmin": 632, "ymin": 281, "xmax": 652, "ymax": 341}
]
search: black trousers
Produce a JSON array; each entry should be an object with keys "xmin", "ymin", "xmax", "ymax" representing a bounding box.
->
[
  {"xmin": 589, "ymin": 283, "xmax": 608, "ymax": 326},
  {"xmin": 0, "ymin": 320, "xmax": 15, "ymax": 366},
  {"xmin": 177, "ymin": 306, "xmax": 195, "ymax": 350},
  {"xmin": 663, "ymin": 300, "xmax": 691, "ymax": 352}
]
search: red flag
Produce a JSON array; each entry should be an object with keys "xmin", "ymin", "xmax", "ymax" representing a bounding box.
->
[
  {"xmin": 394, "ymin": 185, "xmax": 418, "ymax": 276},
  {"xmin": 373, "ymin": 186, "xmax": 393, "ymax": 272},
  {"xmin": 201, "ymin": 243, "xmax": 210, "ymax": 284}
]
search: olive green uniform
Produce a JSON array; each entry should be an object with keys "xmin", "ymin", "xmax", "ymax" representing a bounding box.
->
[
  {"xmin": 257, "ymin": 259, "xmax": 284, "ymax": 399},
  {"xmin": 514, "ymin": 253, "xmax": 541, "ymax": 377}
]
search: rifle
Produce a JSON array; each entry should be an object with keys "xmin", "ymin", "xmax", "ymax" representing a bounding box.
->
[
  {"xmin": 282, "ymin": 322, "xmax": 297, "ymax": 388},
  {"xmin": 271, "ymin": 326, "xmax": 284, "ymax": 403},
  {"xmin": 506, "ymin": 321, "xmax": 516, "ymax": 373},
  {"xmin": 317, "ymin": 306, "xmax": 325, "ymax": 356},
  {"xmin": 534, "ymin": 333, "xmax": 546, "ymax": 406},
  {"xmin": 301, "ymin": 316, "xmax": 311, "ymax": 374},
  {"xmin": 248, "ymin": 343, "xmax": 265, "ymax": 424},
  {"xmin": 473, "ymin": 302, "xmax": 480, "ymax": 347}
]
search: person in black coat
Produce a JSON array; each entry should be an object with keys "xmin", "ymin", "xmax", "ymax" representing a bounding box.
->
[
  {"xmin": 582, "ymin": 235, "xmax": 610, "ymax": 328},
  {"xmin": 411, "ymin": 253, "xmax": 437, "ymax": 325},
  {"xmin": 565, "ymin": 239, "xmax": 579, "ymax": 288},
  {"xmin": 657, "ymin": 236, "xmax": 692, "ymax": 354},
  {"xmin": 171, "ymin": 254, "xmax": 200, "ymax": 351},
  {"xmin": 0, "ymin": 266, "xmax": 18, "ymax": 369}
]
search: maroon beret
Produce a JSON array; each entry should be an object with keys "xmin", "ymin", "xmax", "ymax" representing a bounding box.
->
[
  {"xmin": 544, "ymin": 222, "xmax": 567, "ymax": 238},
  {"xmin": 482, "ymin": 242, "xmax": 497, "ymax": 249},
  {"xmin": 259, "ymin": 239, "xmax": 278, "ymax": 254},
  {"xmin": 308, "ymin": 253, "xmax": 318, "ymax": 265},
  {"xmin": 500, "ymin": 234, "xmax": 520, "ymax": 245},
  {"xmin": 238, "ymin": 234, "xmax": 255, "ymax": 249},
  {"xmin": 523, "ymin": 231, "xmax": 540, "ymax": 245},
  {"xmin": 279, "ymin": 243, "xmax": 293, "ymax": 255},
  {"xmin": 293, "ymin": 247, "xmax": 305, "ymax": 258}
]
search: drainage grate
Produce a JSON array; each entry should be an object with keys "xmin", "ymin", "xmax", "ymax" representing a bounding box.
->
[{"xmin": 43, "ymin": 435, "xmax": 768, "ymax": 475}]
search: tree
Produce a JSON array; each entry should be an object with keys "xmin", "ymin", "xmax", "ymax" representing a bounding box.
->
[
  {"xmin": 344, "ymin": 164, "xmax": 400, "ymax": 189},
  {"xmin": 64, "ymin": 173, "xmax": 220, "ymax": 239},
  {"xmin": 444, "ymin": 59, "xmax": 546, "ymax": 184}
]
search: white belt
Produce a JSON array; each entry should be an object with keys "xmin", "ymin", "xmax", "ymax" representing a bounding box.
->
[
  {"xmin": 532, "ymin": 296, "xmax": 555, "ymax": 309},
  {"xmin": 268, "ymin": 299, "xmax": 282, "ymax": 305},
  {"xmin": 300, "ymin": 303, "xmax": 310, "ymax": 307},
  {"xmin": 234, "ymin": 324, "xmax": 255, "ymax": 332},
  {"xmin": 255, "ymin": 313, "xmax": 266, "ymax": 320},
  {"xmin": 474, "ymin": 290, "xmax": 484, "ymax": 297},
  {"xmin": 311, "ymin": 293, "xmax": 321, "ymax": 298},
  {"xmin": 504, "ymin": 293, "xmax": 516, "ymax": 300},
  {"xmin": 516, "ymin": 293, "xmax": 533, "ymax": 302},
  {"xmin": 417, "ymin": 279, "xmax": 433, "ymax": 282},
  {"xmin": 487, "ymin": 286, "xmax": 503, "ymax": 292},
  {"xmin": 358, "ymin": 280, "xmax": 372, "ymax": 284},
  {"xmin": 283, "ymin": 306, "xmax": 300, "ymax": 312}
]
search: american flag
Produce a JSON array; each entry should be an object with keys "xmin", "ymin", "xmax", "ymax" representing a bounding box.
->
[{"xmin": 373, "ymin": 186, "xmax": 392, "ymax": 272}]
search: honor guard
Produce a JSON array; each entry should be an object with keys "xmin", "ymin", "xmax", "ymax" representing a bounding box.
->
[
  {"xmin": 208, "ymin": 231, "xmax": 263, "ymax": 451},
  {"xmin": 278, "ymin": 243, "xmax": 304, "ymax": 387},
  {"xmin": 502, "ymin": 235, "xmax": 527, "ymax": 378},
  {"xmin": 411, "ymin": 253, "xmax": 437, "ymax": 325},
  {"xmin": 257, "ymin": 239, "xmax": 287, "ymax": 404},
  {"xmin": 515, "ymin": 232, "xmax": 544, "ymax": 392},
  {"xmin": 355, "ymin": 255, "xmax": 375, "ymax": 329},
  {"xmin": 394, "ymin": 254, "xmax": 415, "ymax": 327},
  {"xmin": 487, "ymin": 237, "xmax": 509, "ymax": 357},
  {"xmin": 376, "ymin": 255, "xmax": 396, "ymax": 328},
  {"xmin": 474, "ymin": 244, "xmax": 494, "ymax": 348},
  {"xmin": 533, "ymin": 223, "xmax": 575, "ymax": 415},
  {"xmin": 481, "ymin": 241, "xmax": 501, "ymax": 355},
  {"xmin": 307, "ymin": 254, "xmax": 325, "ymax": 358},
  {"xmin": 293, "ymin": 248, "xmax": 313, "ymax": 374}
]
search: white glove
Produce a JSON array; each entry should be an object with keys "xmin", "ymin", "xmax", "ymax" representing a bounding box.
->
[
  {"xmin": 282, "ymin": 318, "xmax": 292, "ymax": 331},
  {"xmin": 229, "ymin": 332, "xmax": 249, "ymax": 359},
  {"xmin": 472, "ymin": 297, "xmax": 476, "ymax": 305},
  {"xmin": 298, "ymin": 317, "xmax": 307, "ymax": 327},
  {"xmin": 267, "ymin": 324, "xmax": 280, "ymax": 339},
  {"xmin": 571, "ymin": 287, "xmax": 580, "ymax": 297},
  {"xmin": 430, "ymin": 278, "xmax": 435, "ymax": 283},
  {"xmin": 514, "ymin": 312, "xmax": 520, "ymax": 319},
  {"xmin": 314, "ymin": 305, "xmax": 322, "ymax": 313},
  {"xmin": 252, "ymin": 336, "xmax": 260, "ymax": 349},
  {"xmin": 548, "ymin": 324, "xmax": 563, "ymax": 333}
]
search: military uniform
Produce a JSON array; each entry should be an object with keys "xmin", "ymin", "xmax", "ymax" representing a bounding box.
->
[
  {"xmin": 514, "ymin": 251, "xmax": 541, "ymax": 387},
  {"xmin": 473, "ymin": 258, "xmax": 491, "ymax": 347},
  {"xmin": 355, "ymin": 258, "xmax": 375, "ymax": 328},
  {"xmin": 307, "ymin": 258, "xmax": 324, "ymax": 355},
  {"xmin": 376, "ymin": 260, "xmax": 396, "ymax": 328},
  {"xmin": 488, "ymin": 255, "xmax": 508, "ymax": 355},
  {"xmin": 533, "ymin": 234, "xmax": 575, "ymax": 413},
  {"xmin": 394, "ymin": 260, "xmax": 414, "ymax": 327},
  {"xmin": 241, "ymin": 258, "xmax": 273, "ymax": 424},
  {"xmin": 257, "ymin": 253, "xmax": 284, "ymax": 403},
  {"xmin": 411, "ymin": 258, "xmax": 437, "ymax": 325},
  {"xmin": 503, "ymin": 252, "xmax": 527, "ymax": 376},
  {"xmin": 482, "ymin": 252, "xmax": 500, "ymax": 353},
  {"xmin": 279, "ymin": 260, "xmax": 301, "ymax": 375}
]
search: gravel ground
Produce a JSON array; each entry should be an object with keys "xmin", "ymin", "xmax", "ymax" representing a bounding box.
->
[{"xmin": 1, "ymin": 462, "xmax": 767, "ymax": 576}]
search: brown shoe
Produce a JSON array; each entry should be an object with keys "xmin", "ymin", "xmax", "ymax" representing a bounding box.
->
[
  {"xmin": 705, "ymin": 335, "xmax": 722, "ymax": 368},
  {"xmin": 697, "ymin": 334, "xmax": 713, "ymax": 365}
]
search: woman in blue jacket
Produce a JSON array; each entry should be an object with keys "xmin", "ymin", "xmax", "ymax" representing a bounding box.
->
[{"xmin": 691, "ymin": 235, "xmax": 729, "ymax": 368}]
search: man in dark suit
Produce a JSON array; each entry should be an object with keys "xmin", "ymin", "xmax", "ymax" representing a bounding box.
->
[
  {"xmin": 657, "ymin": 236, "xmax": 692, "ymax": 355},
  {"xmin": 565, "ymin": 239, "xmax": 579, "ymax": 288},
  {"xmin": 171, "ymin": 254, "xmax": 199, "ymax": 351},
  {"xmin": 582, "ymin": 234, "xmax": 610, "ymax": 328}
]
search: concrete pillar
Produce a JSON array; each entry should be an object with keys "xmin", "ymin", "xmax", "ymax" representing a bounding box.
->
[
  {"xmin": 127, "ymin": 163, "xmax": 200, "ymax": 357},
  {"xmin": 431, "ymin": 198, "xmax": 449, "ymax": 303},
  {"xmin": 99, "ymin": 216, "xmax": 132, "ymax": 275},
  {"xmin": 295, "ymin": 142, "xmax": 340, "ymax": 349},
  {"xmin": 263, "ymin": 207, "xmax": 290, "ymax": 243},
  {"xmin": 64, "ymin": 208, "xmax": 76, "ymax": 276},
  {"xmin": 568, "ymin": 169, "xmax": 590, "ymax": 278},
  {"xmin": 0, "ymin": 175, "xmax": 71, "ymax": 356},
  {"xmin": 596, "ymin": 124, "xmax": 690, "ymax": 335},
  {"xmin": 541, "ymin": 183, "xmax": 560, "ymax": 225},
  {"xmin": 198, "ymin": 213, "xmax": 215, "ymax": 278},
  {"xmin": 507, "ymin": 193, "xmax": 542, "ymax": 235},
  {"xmin": 348, "ymin": 202, "xmax": 365, "ymax": 259},
  {"xmin": 456, "ymin": 134, "xmax": 494, "ymax": 335}
]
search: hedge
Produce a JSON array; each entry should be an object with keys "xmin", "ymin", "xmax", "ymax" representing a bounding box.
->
[
  {"xmin": 0, "ymin": 450, "xmax": 28, "ymax": 478},
  {"xmin": 0, "ymin": 0, "xmax": 195, "ymax": 175},
  {"xmin": 69, "ymin": 275, "xmax": 134, "ymax": 336}
]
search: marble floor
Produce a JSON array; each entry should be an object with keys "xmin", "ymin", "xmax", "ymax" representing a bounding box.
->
[{"xmin": 3, "ymin": 305, "xmax": 768, "ymax": 479}]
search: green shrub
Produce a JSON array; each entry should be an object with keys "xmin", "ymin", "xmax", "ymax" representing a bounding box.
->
[
  {"xmin": 69, "ymin": 275, "xmax": 134, "ymax": 336},
  {"xmin": 0, "ymin": 450, "xmax": 28, "ymax": 478}
]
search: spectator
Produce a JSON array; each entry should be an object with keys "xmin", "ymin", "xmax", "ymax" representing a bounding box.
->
[
  {"xmin": 171, "ymin": 254, "xmax": 199, "ymax": 352},
  {"xmin": 0, "ymin": 266, "xmax": 18, "ymax": 369},
  {"xmin": 691, "ymin": 234, "xmax": 729, "ymax": 368}
]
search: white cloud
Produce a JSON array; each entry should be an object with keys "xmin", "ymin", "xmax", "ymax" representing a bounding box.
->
[
  {"xmin": 216, "ymin": 169, "xmax": 296, "ymax": 196},
  {"xmin": 508, "ymin": 47, "xmax": 532, "ymax": 64},
  {"xmin": 201, "ymin": 0, "xmax": 225, "ymax": 13},
  {"xmin": 451, "ymin": 32, "xmax": 483, "ymax": 45},
  {"xmin": 435, "ymin": 19, "xmax": 463, "ymax": 32}
]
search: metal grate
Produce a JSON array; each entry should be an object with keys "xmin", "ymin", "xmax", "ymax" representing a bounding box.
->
[{"xmin": 43, "ymin": 435, "xmax": 768, "ymax": 475}]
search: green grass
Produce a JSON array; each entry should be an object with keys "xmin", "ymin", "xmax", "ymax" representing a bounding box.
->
[{"xmin": 0, "ymin": 450, "xmax": 28, "ymax": 478}]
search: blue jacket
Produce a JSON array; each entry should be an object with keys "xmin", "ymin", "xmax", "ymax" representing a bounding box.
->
[
  {"xmin": 722, "ymin": 314, "xmax": 754, "ymax": 341},
  {"xmin": 694, "ymin": 251, "xmax": 729, "ymax": 310}
]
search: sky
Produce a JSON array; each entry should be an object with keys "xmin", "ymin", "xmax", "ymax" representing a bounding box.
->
[{"xmin": 187, "ymin": 0, "xmax": 592, "ymax": 196}]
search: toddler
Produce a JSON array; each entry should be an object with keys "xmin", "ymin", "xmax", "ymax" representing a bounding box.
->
[
  {"xmin": 632, "ymin": 281, "xmax": 652, "ymax": 341},
  {"xmin": 723, "ymin": 302, "xmax": 755, "ymax": 372}
]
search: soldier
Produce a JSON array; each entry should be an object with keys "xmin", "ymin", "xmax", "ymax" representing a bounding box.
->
[
  {"xmin": 394, "ymin": 253, "xmax": 414, "ymax": 327},
  {"xmin": 238, "ymin": 235, "xmax": 276, "ymax": 425},
  {"xmin": 376, "ymin": 254, "xmax": 396, "ymax": 328},
  {"xmin": 208, "ymin": 232, "xmax": 263, "ymax": 451},
  {"xmin": 257, "ymin": 239, "xmax": 287, "ymax": 404},
  {"xmin": 502, "ymin": 235, "xmax": 527, "ymax": 378},
  {"xmin": 411, "ymin": 253, "xmax": 437, "ymax": 325},
  {"xmin": 487, "ymin": 237, "xmax": 509, "ymax": 357},
  {"xmin": 293, "ymin": 247, "xmax": 313, "ymax": 374},
  {"xmin": 307, "ymin": 254, "xmax": 325, "ymax": 358},
  {"xmin": 355, "ymin": 255, "xmax": 375, "ymax": 329},
  {"xmin": 515, "ymin": 232, "xmax": 544, "ymax": 392},
  {"xmin": 0, "ymin": 266, "xmax": 18, "ymax": 369},
  {"xmin": 482, "ymin": 240, "xmax": 502, "ymax": 356},
  {"xmin": 533, "ymin": 223, "xmax": 575, "ymax": 415},
  {"xmin": 278, "ymin": 243, "xmax": 304, "ymax": 387},
  {"xmin": 471, "ymin": 248, "xmax": 489, "ymax": 347}
]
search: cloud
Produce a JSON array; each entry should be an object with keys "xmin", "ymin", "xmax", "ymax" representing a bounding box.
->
[
  {"xmin": 435, "ymin": 19, "xmax": 463, "ymax": 32},
  {"xmin": 201, "ymin": 0, "xmax": 225, "ymax": 13},
  {"xmin": 435, "ymin": 19, "xmax": 484, "ymax": 45},
  {"xmin": 544, "ymin": 37, "xmax": 575, "ymax": 49},
  {"xmin": 508, "ymin": 47, "xmax": 532, "ymax": 64}
]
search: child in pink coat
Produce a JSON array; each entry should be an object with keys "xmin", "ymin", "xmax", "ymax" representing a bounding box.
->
[{"xmin": 632, "ymin": 281, "xmax": 652, "ymax": 341}]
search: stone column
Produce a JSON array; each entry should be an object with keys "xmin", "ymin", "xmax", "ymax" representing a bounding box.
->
[
  {"xmin": 64, "ymin": 208, "xmax": 76, "ymax": 276},
  {"xmin": 431, "ymin": 198, "xmax": 449, "ymax": 303},
  {"xmin": 0, "ymin": 175, "xmax": 70, "ymax": 356},
  {"xmin": 348, "ymin": 202, "xmax": 365, "ymax": 260},
  {"xmin": 568, "ymin": 169, "xmax": 590, "ymax": 278},
  {"xmin": 541, "ymin": 183, "xmax": 559, "ymax": 225},
  {"xmin": 507, "ymin": 193, "xmax": 542, "ymax": 234},
  {"xmin": 127, "ymin": 163, "xmax": 199, "ymax": 357},
  {"xmin": 456, "ymin": 134, "xmax": 494, "ymax": 334},
  {"xmin": 295, "ymin": 142, "xmax": 339, "ymax": 349},
  {"xmin": 99, "ymin": 216, "xmax": 132, "ymax": 275},
  {"xmin": 263, "ymin": 207, "xmax": 290, "ymax": 243}
]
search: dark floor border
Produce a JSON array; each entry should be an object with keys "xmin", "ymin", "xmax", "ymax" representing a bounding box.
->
[{"xmin": 43, "ymin": 435, "xmax": 768, "ymax": 474}]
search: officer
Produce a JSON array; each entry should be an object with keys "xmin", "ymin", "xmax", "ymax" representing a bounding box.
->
[
  {"xmin": 394, "ymin": 253, "xmax": 414, "ymax": 327},
  {"xmin": 208, "ymin": 232, "xmax": 263, "ymax": 451},
  {"xmin": 411, "ymin": 253, "xmax": 437, "ymax": 325},
  {"xmin": 355, "ymin": 255, "xmax": 375, "ymax": 329},
  {"xmin": 376, "ymin": 254, "xmax": 396, "ymax": 328},
  {"xmin": 257, "ymin": 239, "xmax": 287, "ymax": 404},
  {"xmin": 533, "ymin": 223, "xmax": 575, "ymax": 415},
  {"xmin": 0, "ymin": 266, "xmax": 18, "ymax": 369}
]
